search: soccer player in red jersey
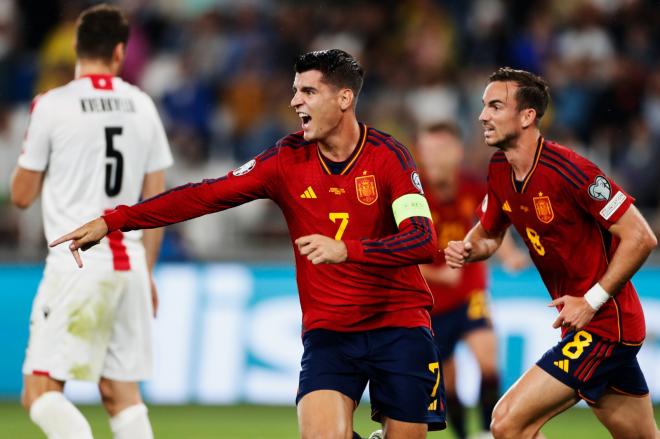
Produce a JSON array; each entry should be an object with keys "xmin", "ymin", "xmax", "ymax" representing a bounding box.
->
[
  {"xmin": 444, "ymin": 67, "xmax": 660, "ymax": 438},
  {"xmin": 416, "ymin": 123, "xmax": 526, "ymax": 439},
  {"xmin": 51, "ymin": 50, "xmax": 446, "ymax": 439}
]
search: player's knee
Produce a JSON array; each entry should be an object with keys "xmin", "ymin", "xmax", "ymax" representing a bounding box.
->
[
  {"xmin": 300, "ymin": 421, "xmax": 353, "ymax": 439},
  {"xmin": 21, "ymin": 385, "xmax": 44, "ymax": 411},
  {"xmin": 490, "ymin": 402, "xmax": 518, "ymax": 439}
]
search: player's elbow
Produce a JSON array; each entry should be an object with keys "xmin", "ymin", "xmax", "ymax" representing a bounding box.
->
[
  {"xmin": 630, "ymin": 224, "xmax": 657, "ymax": 257},
  {"xmin": 10, "ymin": 192, "xmax": 32, "ymax": 209}
]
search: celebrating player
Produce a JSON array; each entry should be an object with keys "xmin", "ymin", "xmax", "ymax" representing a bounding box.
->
[
  {"xmin": 415, "ymin": 122, "xmax": 526, "ymax": 439},
  {"xmin": 51, "ymin": 49, "xmax": 445, "ymax": 439},
  {"xmin": 11, "ymin": 4, "xmax": 172, "ymax": 439},
  {"xmin": 444, "ymin": 67, "xmax": 659, "ymax": 438}
]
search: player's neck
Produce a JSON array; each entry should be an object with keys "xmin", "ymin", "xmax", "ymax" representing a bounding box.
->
[
  {"xmin": 504, "ymin": 128, "xmax": 541, "ymax": 181},
  {"xmin": 75, "ymin": 59, "xmax": 118, "ymax": 78},
  {"xmin": 317, "ymin": 118, "xmax": 361, "ymax": 162}
]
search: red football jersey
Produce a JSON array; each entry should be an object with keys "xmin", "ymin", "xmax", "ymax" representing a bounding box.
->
[
  {"xmin": 104, "ymin": 124, "xmax": 438, "ymax": 332},
  {"xmin": 478, "ymin": 138, "xmax": 645, "ymax": 343},
  {"xmin": 424, "ymin": 174, "xmax": 488, "ymax": 314}
]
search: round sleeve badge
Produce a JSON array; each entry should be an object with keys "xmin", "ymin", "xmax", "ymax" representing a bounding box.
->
[
  {"xmin": 588, "ymin": 175, "xmax": 611, "ymax": 201},
  {"xmin": 232, "ymin": 159, "xmax": 256, "ymax": 176},
  {"xmin": 411, "ymin": 171, "xmax": 424, "ymax": 194}
]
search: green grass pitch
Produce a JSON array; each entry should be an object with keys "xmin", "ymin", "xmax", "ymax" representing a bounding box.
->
[{"xmin": 1, "ymin": 403, "xmax": 658, "ymax": 438}]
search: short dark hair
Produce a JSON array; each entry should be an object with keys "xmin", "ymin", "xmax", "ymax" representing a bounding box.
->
[
  {"xmin": 294, "ymin": 49, "xmax": 365, "ymax": 98},
  {"xmin": 488, "ymin": 67, "xmax": 550, "ymax": 121},
  {"xmin": 422, "ymin": 121, "xmax": 462, "ymax": 140},
  {"xmin": 76, "ymin": 4, "xmax": 129, "ymax": 62}
]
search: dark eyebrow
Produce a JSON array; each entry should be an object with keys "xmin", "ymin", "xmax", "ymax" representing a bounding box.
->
[
  {"xmin": 483, "ymin": 98, "xmax": 504, "ymax": 106},
  {"xmin": 292, "ymin": 85, "xmax": 317, "ymax": 94}
]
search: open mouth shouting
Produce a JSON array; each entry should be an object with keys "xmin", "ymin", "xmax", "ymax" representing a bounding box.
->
[{"xmin": 298, "ymin": 112, "xmax": 312, "ymax": 130}]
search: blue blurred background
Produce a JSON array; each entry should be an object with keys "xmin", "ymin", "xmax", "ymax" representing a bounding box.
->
[{"xmin": 0, "ymin": 0, "xmax": 659, "ymax": 407}]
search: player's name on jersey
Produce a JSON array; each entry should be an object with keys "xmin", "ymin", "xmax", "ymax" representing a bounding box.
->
[{"xmin": 80, "ymin": 97, "xmax": 136, "ymax": 113}]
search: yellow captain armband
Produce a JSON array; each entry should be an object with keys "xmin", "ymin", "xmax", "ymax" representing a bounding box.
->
[{"xmin": 392, "ymin": 194, "xmax": 432, "ymax": 227}]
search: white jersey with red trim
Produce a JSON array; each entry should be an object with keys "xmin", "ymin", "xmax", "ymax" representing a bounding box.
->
[{"xmin": 18, "ymin": 75, "xmax": 173, "ymax": 271}]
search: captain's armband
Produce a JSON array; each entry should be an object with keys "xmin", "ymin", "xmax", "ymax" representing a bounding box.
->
[{"xmin": 392, "ymin": 194, "xmax": 432, "ymax": 227}]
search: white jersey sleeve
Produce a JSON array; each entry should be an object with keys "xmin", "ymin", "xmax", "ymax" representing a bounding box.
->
[
  {"xmin": 144, "ymin": 97, "xmax": 173, "ymax": 174},
  {"xmin": 18, "ymin": 95, "xmax": 55, "ymax": 171}
]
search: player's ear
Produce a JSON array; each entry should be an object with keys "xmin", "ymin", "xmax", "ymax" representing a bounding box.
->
[
  {"xmin": 113, "ymin": 43, "xmax": 125, "ymax": 64},
  {"xmin": 339, "ymin": 88, "xmax": 354, "ymax": 111},
  {"xmin": 520, "ymin": 108, "xmax": 536, "ymax": 129}
]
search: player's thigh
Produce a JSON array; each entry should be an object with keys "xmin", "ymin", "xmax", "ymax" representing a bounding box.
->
[
  {"xmin": 463, "ymin": 326, "xmax": 498, "ymax": 375},
  {"xmin": 22, "ymin": 374, "xmax": 64, "ymax": 410},
  {"xmin": 98, "ymin": 378, "xmax": 142, "ymax": 416},
  {"xmin": 442, "ymin": 357, "xmax": 457, "ymax": 393},
  {"xmin": 492, "ymin": 365, "xmax": 578, "ymax": 437},
  {"xmin": 23, "ymin": 267, "xmax": 123, "ymax": 382},
  {"xmin": 103, "ymin": 264, "xmax": 152, "ymax": 382},
  {"xmin": 381, "ymin": 416, "xmax": 427, "ymax": 439},
  {"xmin": 590, "ymin": 391, "xmax": 659, "ymax": 439},
  {"xmin": 367, "ymin": 327, "xmax": 446, "ymax": 432},
  {"xmin": 296, "ymin": 329, "xmax": 368, "ymax": 438},
  {"xmin": 297, "ymin": 390, "xmax": 355, "ymax": 439}
]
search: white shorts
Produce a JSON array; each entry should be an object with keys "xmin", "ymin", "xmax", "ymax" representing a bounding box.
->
[{"xmin": 23, "ymin": 261, "xmax": 153, "ymax": 382}]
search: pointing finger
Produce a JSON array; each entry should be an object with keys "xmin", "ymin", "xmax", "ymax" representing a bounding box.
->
[{"xmin": 50, "ymin": 231, "xmax": 80, "ymax": 248}]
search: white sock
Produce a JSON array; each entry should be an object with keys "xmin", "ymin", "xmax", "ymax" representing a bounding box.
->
[
  {"xmin": 29, "ymin": 391, "xmax": 94, "ymax": 439},
  {"xmin": 109, "ymin": 403, "xmax": 153, "ymax": 439}
]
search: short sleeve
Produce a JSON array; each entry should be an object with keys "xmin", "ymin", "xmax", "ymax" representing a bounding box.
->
[
  {"xmin": 144, "ymin": 97, "xmax": 174, "ymax": 173},
  {"xmin": 572, "ymin": 159, "xmax": 634, "ymax": 228},
  {"xmin": 476, "ymin": 181, "xmax": 511, "ymax": 234},
  {"xmin": 382, "ymin": 145, "xmax": 425, "ymax": 202},
  {"xmin": 17, "ymin": 95, "xmax": 52, "ymax": 171}
]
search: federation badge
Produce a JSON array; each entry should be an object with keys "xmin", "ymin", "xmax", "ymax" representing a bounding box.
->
[
  {"xmin": 533, "ymin": 193, "xmax": 554, "ymax": 224},
  {"xmin": 355, "ymin": 175, "xmax": 378, "ymax": 205},
  {"xmin": 411, "ymin": 171, "xmax": 424, "ymax": 194},
  {"xmin": 588, "ymin": 175, "xmax": 611, "ymax": 201},
  {"xmin": 232, "ymin": 159, "xmax": 256, "ymax": 176}
]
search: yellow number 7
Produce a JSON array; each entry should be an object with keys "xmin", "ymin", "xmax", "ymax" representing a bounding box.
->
[{"xmin": 329, "ymin": 212, "xmax": 349, "ymax": 240}]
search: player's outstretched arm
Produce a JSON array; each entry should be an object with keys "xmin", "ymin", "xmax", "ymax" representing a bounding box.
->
[
  {"xmin": 444, "ymin": 221, "xmax": 505, "ymax": 268},
  {"xmin": 49, "ymin": 217, "xmax": 109, "ymax": 268}
]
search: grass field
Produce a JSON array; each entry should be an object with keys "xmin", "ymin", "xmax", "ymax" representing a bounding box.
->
[{"xmin": 1, "ymin": 403, "xmax": 659, "ymax": 438}]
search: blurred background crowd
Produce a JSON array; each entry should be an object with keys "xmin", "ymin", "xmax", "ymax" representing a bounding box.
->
[{"xmin": 1, "ymin": 0, "xmax": 658, "ymax": 262}]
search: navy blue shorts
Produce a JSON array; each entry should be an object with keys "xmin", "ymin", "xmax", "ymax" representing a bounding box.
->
[
  {"xmin": 431, "ymin": 291, "xmax": 492, "ymax": 360},
  {"xmin": 537, "ymin": 329, "xmax": 648, "ymax": 404},
  {"xmin": 297, "ymin": 327, "xmax": 446, "ymax": 431}
]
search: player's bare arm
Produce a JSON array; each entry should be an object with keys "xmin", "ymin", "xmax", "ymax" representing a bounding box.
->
[
  {"xmin": 496, "ymin": 230, "xmax": 528, "ymax": 272},
  {"xmin": 49, "ymin": 217, "xmax": 109, "ymax": 268},
  {"xmin": 295, "ymin": 234, "xmax": 348, "ymax": 265},
  {"xmin": 419, "ymin": 264, "xmax": 461, "ymax": 286},
  {"xmin": 10, "ymin": 167, "xmax": 44, "ymax": 209},
  {"xmin": 141, "ymin": 169, "xmax": 167, "ymax": 317},
  {"xmin": 444, "ymin": 221, "xmax": 505, "ymax": 269},
  {"xmin": 550, "ymin": 205, "xmax": 657, "ymax": 331}
]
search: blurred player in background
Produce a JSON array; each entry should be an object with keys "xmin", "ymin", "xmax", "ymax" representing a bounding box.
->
[
  {"xmin": 445, "ymin": 67, "xmax": 659, "ymax": 438},
  {"xmin": 51, "ymin": 49, "xmax": 445, "ymax": 439},
  {"xmin": 11, "ymin": 5, "xmax": 172, "ymax": 439},
  {"xmin": 415, "ymin": 123, "xmax": 527, "ymax": 439}
]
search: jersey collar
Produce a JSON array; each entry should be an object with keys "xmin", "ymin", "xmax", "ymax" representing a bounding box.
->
[
  {"xmin": 510, "ymin": 136, "xmax": 544, "ymax": 194},
  {"xmin": 317, "ymin": 123, "xmax": 367, "ymax": 175},
  {"xmin": 81, "ymin": 74, "xmax": 114, "ymax": 90}
]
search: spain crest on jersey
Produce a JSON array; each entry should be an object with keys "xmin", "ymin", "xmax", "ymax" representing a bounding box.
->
[
  {"xmin": 533, "ymin": 193, "xmax": 554, "ymax": 223},
  {"xmin": 355, "ymin": 175, "xmax": 378, "ymax": 205}
]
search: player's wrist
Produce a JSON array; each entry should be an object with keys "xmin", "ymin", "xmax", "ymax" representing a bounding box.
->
[{"xmin": 584, "ymin": 282, "xmax": 610, "ymax": 311}]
